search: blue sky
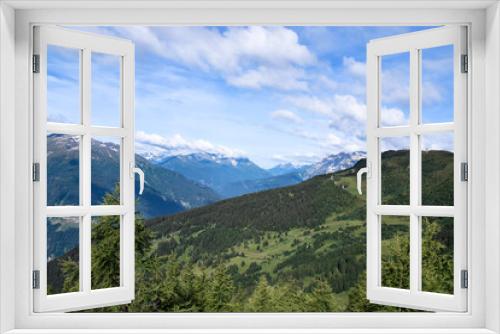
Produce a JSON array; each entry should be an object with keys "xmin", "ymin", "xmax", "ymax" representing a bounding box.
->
[{"xmin": 48, "ymin": 26, "xmax": 454, "ymax": 168}]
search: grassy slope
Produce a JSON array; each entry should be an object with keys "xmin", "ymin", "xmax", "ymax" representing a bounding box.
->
[
  {"xmin": 48, "ymin": 150, "xmax": 453, "ymax": 311},
  {"xmin": 146, "ymin": 158, "xmax": 369, "ymax": 306},
  {"xmin": 144, "ymin": 150, "xmax": 452, "ymax": 307}
]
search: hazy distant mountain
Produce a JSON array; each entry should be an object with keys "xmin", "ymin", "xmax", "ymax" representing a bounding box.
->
[
  {"xmin": 220, "ymin": 172, "xmax": 304, "ymax": 198},
  {"xmin": 157, "ymin": 153, "xmax": 271, "ymax": 197},
  {"xmin": 140, "ymin": 150, "xmax": 366, "ymax": 198},
  {"xmin": 267, "ymin": 163, "xmax": 307, "ymax": 177}
]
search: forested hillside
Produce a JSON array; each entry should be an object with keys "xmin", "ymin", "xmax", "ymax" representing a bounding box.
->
[{"xmin": 47, "ymin": 150, "xmax": 454, "ymax": 312}]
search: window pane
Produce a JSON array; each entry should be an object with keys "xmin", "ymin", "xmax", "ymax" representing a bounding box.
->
[
  {"xmin": 91, "ymin": 216, "xmax": 121, "ymax": 290},
  {"xmin": 421, "ymin": 216, "xmax": 454, "ymax": 294},
  {"xmin": 381, "ymin": 215, "xmax": 410, "ymax": 289},
  {"xmin": 380, "ymin": 52, "xmax": 410, "ymax": 127},
  {"xmin": 47, "ymin": 45, "xmax": 81, "ymax": 124},
  {"xmin": 47, "ymin": 134, "xmax": 80, "ymax": 206},
  {"xmin": 421, "ymin": 132, "xmax": 454, "ymax": 206},
  {"xmin": 380, "ymin": 137, "xmax": 410, "ymax": 205},
  {"xmin": 91, "ymin": 137, "xmax": 121, "ymax": 205},
  {"xmin": 91, "ymin": 52, "xmax": 121, "ymax": 127},
  {"xmin": 47, "ymin": 217, "xmax": 80, "ymax": 295},
  {"xmin": 421, "ymin": 45, "xmax": 454, "ymax": 124}
]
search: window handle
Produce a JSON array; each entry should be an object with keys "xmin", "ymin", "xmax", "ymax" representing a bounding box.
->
[
  {"xmin": 356, "ymin": 163, "xmax": 370, "ymax": 195},
  {"xmin": 132, "ymin": 165, "xmax": 145, "ymax": 195}
]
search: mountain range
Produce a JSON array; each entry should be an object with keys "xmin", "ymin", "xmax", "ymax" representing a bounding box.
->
[
  {"xmin": 47, "ymin": 134, "xmax": 220, "ymax": 219},
  {"xmin": 48, "ymin": 134, "xmax": 365, "ymax": 218},
  {"xmin": 146, "ymin": 149, "xmax": 366, "ymax": 198},
  {"xmin": 157, "ymin": 153, "xmax": 270, "ymax": 197},
  {"xmin": 301, "ymin": 151, "xmax": 366, "ymax": 179}
]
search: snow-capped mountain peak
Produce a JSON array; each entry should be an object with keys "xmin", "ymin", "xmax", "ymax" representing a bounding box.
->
[{"xmin": 303, "ymin": 151, "xmax": 365, "ymax": 178}]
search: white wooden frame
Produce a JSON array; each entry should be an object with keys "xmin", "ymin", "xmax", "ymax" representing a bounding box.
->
[
  {"xmin": 1, "ymin": 1, "xmax": 499, "ymax": 333},
  {"xmin": 366, "ymin": 26, "xmax": 468, "ymax": 312},
  {"xmin": 32, "ymin": 26, "xmax": 135, "ymax": 312}
]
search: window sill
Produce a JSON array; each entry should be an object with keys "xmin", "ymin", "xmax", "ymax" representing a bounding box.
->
[{"xmin": 4, "ymin": 329, "xmax": 497, "ymax": 334}]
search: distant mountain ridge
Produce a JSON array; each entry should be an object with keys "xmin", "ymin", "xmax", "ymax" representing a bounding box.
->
[
  {"xmin": 268, "ymin": 163, "xmax": 307, "ymax": 177},
  {"xmin": 220, "ymin": 172, "xmax": 304, "ymax": 198},
  {"xmin": 140, "ymin": 149, "xmax": 366, "ymax": 198},
  {"xmin": 47, "ymin": 134, "xmax": 220, "ymax": 219},
  {"xmin": 48, "ymin": 134, "xmax": 367, "ymax": 221},
  {"xmin": 157, "ymin": 153, "xmax": 271, "ymax": 198},
  {"xmin": 265, "ymin": 151, "xmax": 366, "ymax": 180},
  {"xmin": 303, "ymin": 151, "xmax": 366, "ymax": 179}
]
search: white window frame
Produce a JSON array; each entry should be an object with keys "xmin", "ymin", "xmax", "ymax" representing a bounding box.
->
[
  {"xmin": 1, "ymin": 1, "xmax": 499, "ymax": 333},
  {"xmin": 365, "ymin": 26, "xmax": 468, "ymax": 312},
  {"xmin": 32, "ymin": 25, "xmax": 136, "ymax": 312}
]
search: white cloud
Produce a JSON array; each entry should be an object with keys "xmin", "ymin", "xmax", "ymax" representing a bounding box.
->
[
  {"xmin": 272, "ymin": 152, "xmax": 322, "ymax": 165},
  {"xmin": 158, "ymin": 26, "xmax": 315, "ymax": 71},
  {"xmin": 325, "ymin": 133, "xmax": 343, "ymax": 146},
  {"xmin": 283, "ymin": 93, "xmax": 405, "ymax": 153},
  {"xmin": 227, "ymin": 66, "xmax": 308, "ymax": 91},
  {"xmin": 315, "ymin": 75, "xmax": 339, "ymax": 91},
  {"xmin": 330, "ymin": 94, "xmax": 366, "ymax": 122},
  {"xmin": 135, "ymin": 131, "xmax": 245, "ymax": 158},
  {"xmin": 223, "ymin": 26, "xmax": 315, "ymax": 67},
  {"xmin": 343, "ymin": 56, "xmax": 366, "ymax": 77},
  {"xmin": 282, "ymin": 93, "xmax": 370, "ymax": 153},
  {"xmin": 287, "ymin": 94, "xmax": 366, "ymax": 122},
  {"xmin": 286, "ymin": 95, "xmax": 333, "ymax": 116},
  {"xmin": 422, "ymin": 80, "xmax": 443, "ymax": 105},
  {"xmin": 422, "ymin": 132, "xmax": 453, "ymax": 152},
  {"xmin": 271, "ymin": 109, "xmax": 303, "ymax": 124},
  {"xmin": 117, "ymin": 26, "xmax": 316, "ymax": 91},
  {"xmin": 381, "ymin": 65, "xmax": 410, "ymax": 104},
  {"xmin": 422, "ymin": 56, "xmax": 453, "ymax": 74},
  {"xmin": 118, "ymin": 26, "xmax": 165, "ymax": 55},
  {"xmin": 380, "ymin": 106, "xmax": 407, "ymax": 127},
  {"xmin": 380, "ymin": 137, "xmax": 410, "ymax": 151}
]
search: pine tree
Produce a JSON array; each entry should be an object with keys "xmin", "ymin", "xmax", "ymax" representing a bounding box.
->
[
  {"xmin": 381, "ymin": 231, "xmax": 410, "ymax": 290},
  {"xmin": 58, "ymin": 185, "xmax": 158, "ymax": 311},
  {"xmin": 248, "ymin": 276, "xmax": 273, "ymax": 312},
  {"xmin": 271, "ymin": 283, "xmax": 304, "ymax": 312},
  {"xmin": 421, "ymin": 219, "xmax": 453, "ymax": 294},
  {"xmin": 91, "ymin": 214, "xmax": 120, "ymax": 290},
  {"xmin": 346, "ymin": 272, "xmax": 382, "ymax": 312},
  {"xmin": 205, "ymin": 265, "xmax": 235, "ymax": 312},
  {"xmin": 61, "ymin": 259, "xmax": 79, "ymax": 293},
  {"xmin": 306, "ymin": 279, "xmax": 338, "ymax": 312}
]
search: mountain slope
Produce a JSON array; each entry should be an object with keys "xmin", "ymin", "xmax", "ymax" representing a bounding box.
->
[
  {"xmin": 47, "ymin": 134, "xmax": 220, "ymax": 219},
  {"xmin": 48, "ymin": 149, "xmax": 453, "ymax": 311},
  {"xmin": 158, "ymin": 153, "xmax": 270, "ymax": 197},
  {"xmin": 147, "ymin": 170, "xmax": 363, "ymax": 255},
  {"xmin": 143, "ymin": 149, "xmax": 452, "ymax": 299},
  {"xmin": 219, "ymin": 172, "xmax": 304, "ymax": 198}
]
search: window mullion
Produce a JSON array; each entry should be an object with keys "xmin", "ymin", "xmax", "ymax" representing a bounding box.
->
[
  {"xmin": 409, "ymin": 47, "xmax": 421, "ymax": 293},
  {"xmin": 374, "ymin": 205, "xmax": 454, "ymax": 217},
  {"xmin": 81, "ymin": 47, "xmax": 92, "ymax": 294},
  {"xmin": 416, "ymin": 123, "xmax": 454, "ymax": 134}
]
